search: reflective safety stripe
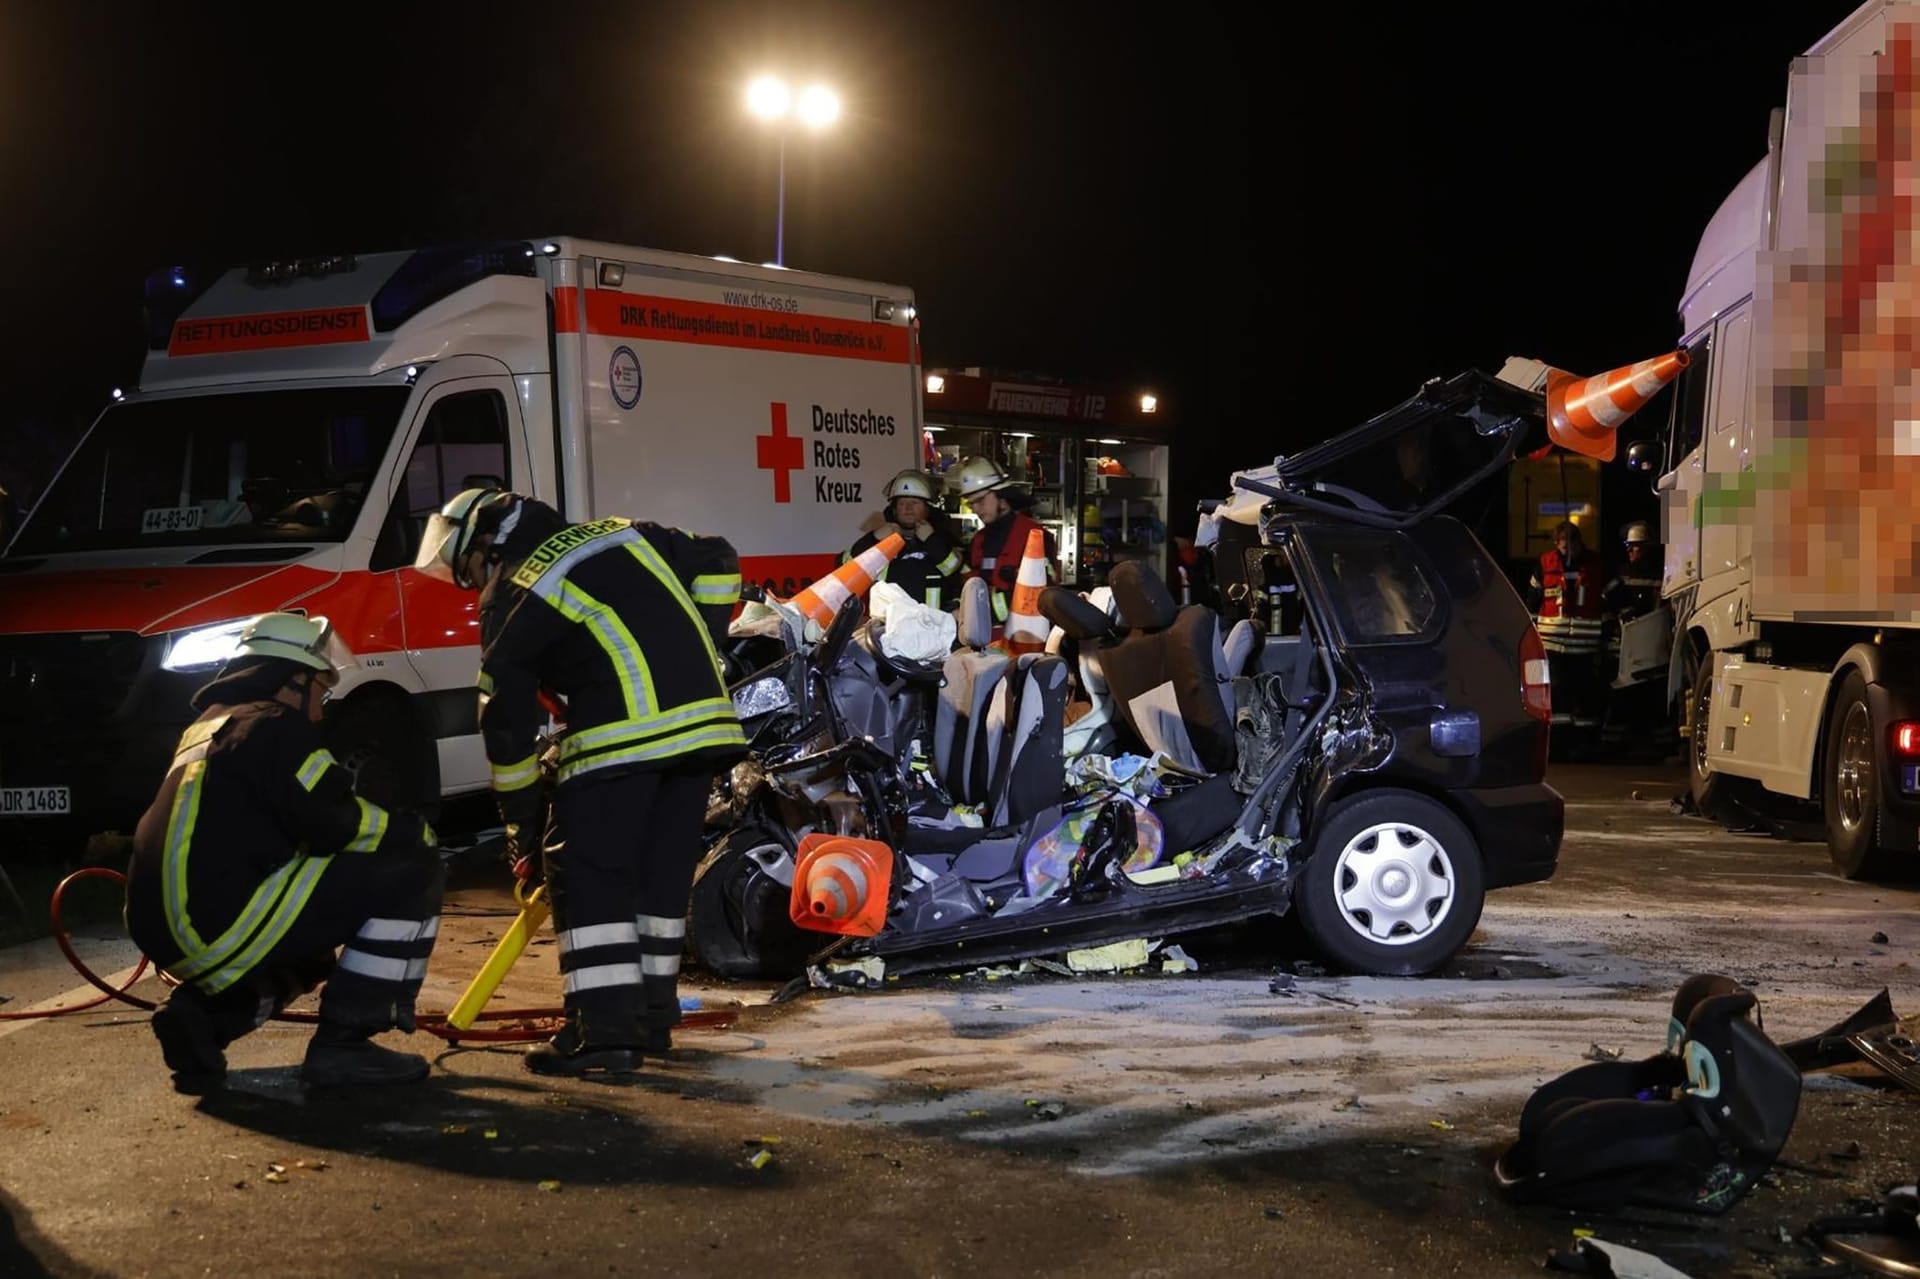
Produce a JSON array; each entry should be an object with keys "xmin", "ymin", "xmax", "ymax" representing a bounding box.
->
[
  {"xmin": 560, "ymin": 921, "xmax": 639, "ymax": 952},
  {"xmin": 170, "ymin": 858, "xmax": 297, "ymax": 982},
  {"xmin": 559, "ymin": 721, "xmax": 748, "ymax": 783},
  {"xmin": 477, "ymin": 670, "xmax": 496, "ymax": 697},
  {"xmin": 924, "ymin": 587, "xmax": 941, "ymax": 608},
  {"xmin": 357, "ymin": 916, "xmax": 434, "ymax": 943},
  {"xmin": 489, "ymin": 754, "xmax": 540, "ymax": 792},
  {"xmin": 563, "ymin": 963, "xmax": 643, "ymax": 994},
  {"xmin": 296, "ymin": 749, "xmax": 336, "ymax": 793},
  {"xmin": 545, "ymin": 577, "xmax": 655, "ymax": 720},
  {"xmin": 640, "ymin": 953, "xmax": 679, "ymax": 976},
  {"xmin": 624, "ymin": 537, "xmax": 732, "ymax": 685},
  {"xmin": 991, "ymin": 592, "xmax": 1010, "ymax": 621},
  {"xmin": 191, "ymin": 855, "xmax": 333, "ymax": 995},
  {"xmin": 336, "ymin": 949, "xmax": 416, "ymax": 982},
  {"xmin": 162, "ymin": 761, "xmax": 212, "ymax": 957},
  {"xmin": 637, "ymin": 914, "xmax": 685, "ymax": 939},
  {"xmin": 344, "ymin": 798, "xmax": 389, "ymax": 852},
  {"xmin": 690, "ymin": 573, "xmax": 742, "ymax": 606},
  {"xmin": 936, "ymin": 551, "xmax": 962, "ymax": 576},
  {"xmin": 560, "ymin": 697, "xmax": 739, "ymax": 761}
]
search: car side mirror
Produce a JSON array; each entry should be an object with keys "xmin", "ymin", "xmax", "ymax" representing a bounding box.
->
[{"xmin": 1625, "ymin": 440, "xmax": 1659, "ymax": 474}]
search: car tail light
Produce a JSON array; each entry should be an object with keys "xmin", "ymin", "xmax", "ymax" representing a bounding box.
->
[
  {"xmin": 1521, "ymin": 627, "xmax": 1552, "ymax": 723},
  {"xmin": 1893, "ymin": 721, "xmax": 1920, "ymax": 757}
]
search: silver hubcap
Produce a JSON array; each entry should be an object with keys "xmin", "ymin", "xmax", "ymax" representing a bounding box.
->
[
  {"xmin": 1332, "ymin": 821, "xmax": 1455, "ymax": 946},
  {"xmin": 1836, "ymin": 702, "xmax": 1874, "ymax": 835}
]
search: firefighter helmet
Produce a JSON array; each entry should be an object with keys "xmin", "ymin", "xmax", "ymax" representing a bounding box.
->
[
  {"xmin": 953, "ymin": 456, "xmax": 1011, "ymax": 498},
  {"xmin": 883, "ymin": 469, "xmax": 938, "ymax": 503},
  {"xmin": 1623, "ymin": 521, "xmax": 1654, "ymax": 546},
  {"xmin": 414, "ymin": 487, "xmax": 518, "ymax": 588},
  {"xmin": 231, "ymin": 612, "xmax": 352, "ymax": 677}
]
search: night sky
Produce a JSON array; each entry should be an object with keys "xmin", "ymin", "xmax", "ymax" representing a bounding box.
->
[{"xmin": 0, "ymin": 1, "xmax": 1867, "ymax": 531}]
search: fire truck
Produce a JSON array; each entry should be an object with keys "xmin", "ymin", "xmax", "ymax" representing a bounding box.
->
[{"xmin": 0, "ymin": 239, "xmax": 922, "ymax": 837}]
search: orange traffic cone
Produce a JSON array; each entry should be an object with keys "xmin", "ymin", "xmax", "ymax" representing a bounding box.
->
[
  {"xmin": 787, "ymin": 533, "xmax": 904, "ymax": 629},
  {"xmin": 1002, "ymin": 527, "xmax": 1051, "ymax": 656},
  {"xmin": 789, "ymin": 834, "xmax": 894, "ymax": 937},
  {"xmin": 1545, "ymin": 350, "xmax": 1690, "ymax": 461}
]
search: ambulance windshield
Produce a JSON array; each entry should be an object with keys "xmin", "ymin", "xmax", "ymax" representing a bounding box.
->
[{"xmin": 11, "ymin": 387, "xmax": 410, "ymax": 554}]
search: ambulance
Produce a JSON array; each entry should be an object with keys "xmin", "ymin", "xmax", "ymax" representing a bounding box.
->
[{"xmin": 0, "ymin": 239, "xmax": 922, "ymax": 837}]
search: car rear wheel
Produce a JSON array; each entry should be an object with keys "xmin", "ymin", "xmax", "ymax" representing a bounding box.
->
[
  {"xmin": 1292, "ymin": 789, "xmax": 1484, "ymax": 976},
  {"xmin": 688, "ymin": 825, "xmax": 819, "ymax": 979}
]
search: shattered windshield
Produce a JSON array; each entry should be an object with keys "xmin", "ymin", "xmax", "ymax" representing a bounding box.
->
[{"xmin": 11, "ymin": 386, "xmax": 408, "ymax": 554}]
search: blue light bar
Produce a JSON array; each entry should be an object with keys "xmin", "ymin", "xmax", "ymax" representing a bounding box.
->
[{"xmin": 369, "ymin": 241, "xmax": 539, "ymax": 333}]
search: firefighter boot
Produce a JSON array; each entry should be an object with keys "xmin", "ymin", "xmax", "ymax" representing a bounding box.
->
[
  {"xmin": 523, "ymin": 1012, "xmax": 645, "ymax": 1077},
  {"xmin": 300, "ymin": 1023, "xmax": 430, "ymax": 1087},
  {"xmin": 151, "ymin": 984, "xmax": 227, "ymax": 1093}
]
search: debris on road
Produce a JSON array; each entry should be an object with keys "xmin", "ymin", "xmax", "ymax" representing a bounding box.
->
[
  {"xmin": 1065, "ymin": 939, "xmax": 1151, "ymax": 974},
  {"xmin": 537, "ymin": 1180, "xmax": 562, "ymax": 1193},
  {"xmin": 1872, "ymin": 931, "xmax": 1890, "ymax": 945},
  {"xmin": 1583, "ymin": 1042, "xmax": 1625, "ymax": 1062}
]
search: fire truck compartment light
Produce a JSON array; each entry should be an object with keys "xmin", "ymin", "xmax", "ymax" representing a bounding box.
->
[
  {"xmin": 925, "ymin": 375, "xmax": 945, "ymax": 394},
  {"xmin": 1095, "ymin": 438, "xmax": 1123, "ymax": 445},
  {"xmin": 599, "ymin": 262, "xmax": 625, "ymax": 288},
  {"xmin": 541, "ymin": 243, "xmax": 560, "ymax": 255},
  {"xmin": 1140, "ymin": 393, "xmax": 1158, "ymax": 413},
  {"xmin": 110, "ymin": 388, "xmax": 124, "ymax": 401},
  {"xmin": 162, "ymin": 618, "xmax": 256, "ymax": 672}
]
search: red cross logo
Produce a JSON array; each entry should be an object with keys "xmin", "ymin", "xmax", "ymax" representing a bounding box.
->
[{"xmin": 755, "ymin": 401, "xmax": 804, "ymax": 503}]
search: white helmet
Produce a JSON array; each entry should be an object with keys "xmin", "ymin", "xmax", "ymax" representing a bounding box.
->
[
  {"xmin": 953, "ymin": 456, "xmax": 1011, "ymax": 499},
  {"xmin": 884, "ymin": 469, "xmax": 938, "ymax": 503},
  {"xmin": 231, "ymin": 612, "xmax": 353, "ymax": 677},
  {"xmin": 414, "ymin": 487, "xmax": 517, "ymax": 588},
  {"xmin": 1623, "ymin": 521, "xmax": 1653, "ymax": 545}
]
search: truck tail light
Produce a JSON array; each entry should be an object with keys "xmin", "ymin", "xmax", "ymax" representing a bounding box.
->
[
  {"xmin": 1521, "ymin": 627, "xmax": 1552, "ymax": 724},
  {"xmin": 1893, "ymin": 721, "xmax": 1920, "ymax": 757}
]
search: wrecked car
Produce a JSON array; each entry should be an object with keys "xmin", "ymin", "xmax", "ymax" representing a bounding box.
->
[{"xmin": 687, "ymin": 367, "xmax": 1564, "ymax": 982}]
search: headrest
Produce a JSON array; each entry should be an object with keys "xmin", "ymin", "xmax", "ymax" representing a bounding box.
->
[
  {"xmin": 1039, "ymin": 587, "xmax": 1117, "ymax": 642},
  {"xmin": 1108, "ymin": 561, "xmax": 1179, "ymax": 632},
  {"xmin": 1680, "ymin": 990, "xmax": 1801, "ymax": 1158},
  {"xmin": 1669, "ymin": 974, "xmax": 1749, "ymax": 1052},
  {"xmin": 957, "ymin": 576, "xmax": 994, "ymax": 649}
]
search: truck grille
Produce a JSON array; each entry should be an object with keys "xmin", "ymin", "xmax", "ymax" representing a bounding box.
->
[{"xmin": 0, "ymin": 632, "xmax": 155, "ymax": 731}]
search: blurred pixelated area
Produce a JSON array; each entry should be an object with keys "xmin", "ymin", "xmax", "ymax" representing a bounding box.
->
[{"xmin": 1754, "ymin": 9, "xmax": 1920, "ymax": 620}]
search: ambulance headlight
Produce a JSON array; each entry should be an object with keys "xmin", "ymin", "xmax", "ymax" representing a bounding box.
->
[{"xmin": 162, "ymin": 619, "xmax": 253, "ymax": 672}]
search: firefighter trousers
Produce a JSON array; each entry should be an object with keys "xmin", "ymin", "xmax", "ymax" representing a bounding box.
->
[
  {"xmin": 143, "ymin": 848, "xmax": 445, "ymax": 1045},
  {"xmin": 543, "ymin": 761, "xmax": 712, "ymax": 1045}
]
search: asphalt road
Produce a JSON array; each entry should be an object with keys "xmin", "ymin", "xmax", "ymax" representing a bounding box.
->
[{"xmin": 2, "ymin": 762, "xmax": 1916, "ymax": 1279}]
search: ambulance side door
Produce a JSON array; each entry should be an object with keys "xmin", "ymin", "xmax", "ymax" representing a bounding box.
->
[{"xmin": 367, "ymin": 364, "xmax": 530, "ymax": 793}]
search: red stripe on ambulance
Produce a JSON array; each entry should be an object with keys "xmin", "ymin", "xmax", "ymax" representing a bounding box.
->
[
  {"xmin": 555, "ymin": 288, "xmax": 909, "ymax": 364},
  {"xmin": 168, "ymin": 306, "xmax": 371, "ymax": 357}
]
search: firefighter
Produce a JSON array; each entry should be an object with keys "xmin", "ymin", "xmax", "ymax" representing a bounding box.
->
[
  {"xmin": 844, "ymin": 469, "xmax": 964, "ymax": 611},
  {"xmin": 954, "ymin": 456, "xmax": 1058, "ymax": 632},
  {"xmin": 126, "ymin": 613, "xmax": 445, "ymax": 1093},
  {"xmin": 1601, "ymin": 521, "xmax": 1671, "ymax": 757},
  {"xmin": 416, "ymin": 489, "xmax": 747, "ymax": 1077},
  {"xmin": 1527, "ymin": 519, "xmax": 1606, "ymax": 743}
]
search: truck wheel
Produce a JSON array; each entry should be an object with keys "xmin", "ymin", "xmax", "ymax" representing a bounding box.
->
[
  {"xmin": 1687, "ymin": 650, "xmax": 1737, "ymax": 822},
  {"xmin": 688, "ymin": 826, "xmax": 817, "ymax": 979},
  {"xmin": 1291, "ymin": 788, "xmax": 1485, "ymax": 976},
  {"xmin": 326, "ymin": 690, "xmax": 442, "ymax": 825},
  {"xmin": 1824, "ymin": 670, "xmax": 1899, "ymax": 880}
]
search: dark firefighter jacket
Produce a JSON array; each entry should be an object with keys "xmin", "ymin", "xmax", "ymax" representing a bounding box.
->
[
  {"xmin": 844, "ymin": 513, "xmax": 964, "ymax": 611},
  {"xmin": 126, "ymin": 697, "xmax": 431, "ymax": 995},
  {"xmin": 477, "ymin": 512, "xmax": 749, "ymax": 802}
]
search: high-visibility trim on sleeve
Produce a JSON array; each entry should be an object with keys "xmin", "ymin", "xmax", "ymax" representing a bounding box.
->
[
  {"xmin": 345, "ymin": 797, "xmax": 390, "ymax": 852},
  {"xmin": 490, "ymin": 754, "xmax": 541, "ymax": 792},
  {"xmin": 296, "ymin": 749, "xmax": 337, "ymax": 793},
  {"xmin": 690, "ymin": 573, "xmax": 742, "ymax": 606}
]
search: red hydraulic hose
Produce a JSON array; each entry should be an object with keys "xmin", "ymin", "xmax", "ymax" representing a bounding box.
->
[{"xmin": 0, "ymin": 867, "xmax": 738, "ymax": 1043}]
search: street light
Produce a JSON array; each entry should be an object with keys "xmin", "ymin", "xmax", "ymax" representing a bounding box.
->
[{"xmin": 745, "ymin": 74, "xmax": 840, "ymax": 267}]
